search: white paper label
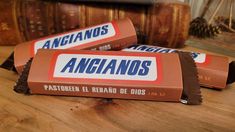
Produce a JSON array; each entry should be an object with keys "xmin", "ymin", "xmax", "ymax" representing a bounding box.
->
[
  {"xmin": 53, "ymin": 54, "xmax": 157, "ymax": 81},
  {"xmin": 34, "ymin": 23, "xmax": 116, "ymax": 54}
]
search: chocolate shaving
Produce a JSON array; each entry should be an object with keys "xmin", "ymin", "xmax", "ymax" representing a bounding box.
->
[
  {"xmin": 14, "ymin": 58, "xmax": 32, "ymax": 94},
  {"xmin": 227, "ymin": 61, "xmax": 235, "ymax": 84},
  {"xmin": 177, "ymin": 52, "xmax": 202, "ymax": 105},
  {"xmin": 0, "ymin": 52, "xmax": 17, "ymax": 72}
]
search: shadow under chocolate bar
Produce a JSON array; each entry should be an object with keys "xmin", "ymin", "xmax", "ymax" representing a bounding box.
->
[{"xmin": 14, "ymin": 50, "xmax": 202, "ymax": 105}]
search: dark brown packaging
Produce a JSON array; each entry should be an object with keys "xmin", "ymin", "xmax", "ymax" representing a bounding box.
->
[
  {"xmin": 122, "ymin": 44, "xmax": 230, "ymax": 89},
  {"xmin": 13, "ymin": 18, "xmax": 137, "ymax": 73},
  {"xmin": 14, "ymin": 49, "xmax": 201, "ymax": 105}
]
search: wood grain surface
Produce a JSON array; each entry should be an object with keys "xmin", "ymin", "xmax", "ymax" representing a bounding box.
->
[
  {"xmin": 186, "ymin": 33, "xmax": 235, "ymax": 57},
  {"xmin": 0, "ymin": 46, "xmax": 235, "ymax": 132}
]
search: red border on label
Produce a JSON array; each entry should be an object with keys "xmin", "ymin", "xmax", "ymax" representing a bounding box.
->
[
  {"xmin": 30, "ymin": 21, "xmax": 120, "ymax": 57},
  {"xmin": 195, "ymin": 54, "xmax": 211, "ymax": 66},
  {"xmin": 48, "ymin": 51, "xmax": 163, "ymax": 86}
]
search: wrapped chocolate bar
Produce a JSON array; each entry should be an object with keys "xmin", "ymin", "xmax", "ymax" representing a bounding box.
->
[
  {"xmin": 122, "ymin": 45, "xmax": 235, "ymax": 89},
  {"xmin": 14, "ymin": 49, "xmax": 202, "ymax": 105},
  {"xmin": 0, "ymin": 18, "xmax": 137, "ymax": 73}
]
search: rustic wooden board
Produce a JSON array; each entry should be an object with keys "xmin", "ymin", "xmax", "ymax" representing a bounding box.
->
[
  {"xmin": 0, "ymin": 46, "xmax": 235, "ymax": 132},
  {"xmin": 186, "ymin": 32, "xmax": 235, "ymax": 57}
]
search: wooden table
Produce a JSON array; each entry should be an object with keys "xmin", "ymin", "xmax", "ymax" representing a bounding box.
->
[{"xmin": 0, "ymin": 46, "xmax": 235, "ymax": 132}]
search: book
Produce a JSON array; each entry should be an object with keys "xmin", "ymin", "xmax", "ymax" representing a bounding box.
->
[
  {"xmin": 0, "ymin": 0, "xmax": 190, "ymax": 48},
  {"xmin": 49, "ymin": 0, "xmax": 156, "ymax": 4}
]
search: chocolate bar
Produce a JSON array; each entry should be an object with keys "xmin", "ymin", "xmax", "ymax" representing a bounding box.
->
[
  {"xmin": 14, "ymin": 49, "xmax": 201, "ymax": 105},
  {"xmin": 122, "ymin": 44, "xmax": 233, "ymax": 89},
  {"xmin": 0, "ymin": 18, "xmax": 137, "ymax": 73}
]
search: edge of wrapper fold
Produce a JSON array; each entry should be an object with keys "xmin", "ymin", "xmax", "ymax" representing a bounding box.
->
[
  {"xmin": 177, "ymin": 51, "xmax": 202, "ymax": 105},
  {"xmin": 227, "ymin": 61, "xmax": 235, "ymax": 84},
  {"xmin": 0, "ymin": 52, "xmax": 17, "ymax": 72}
]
